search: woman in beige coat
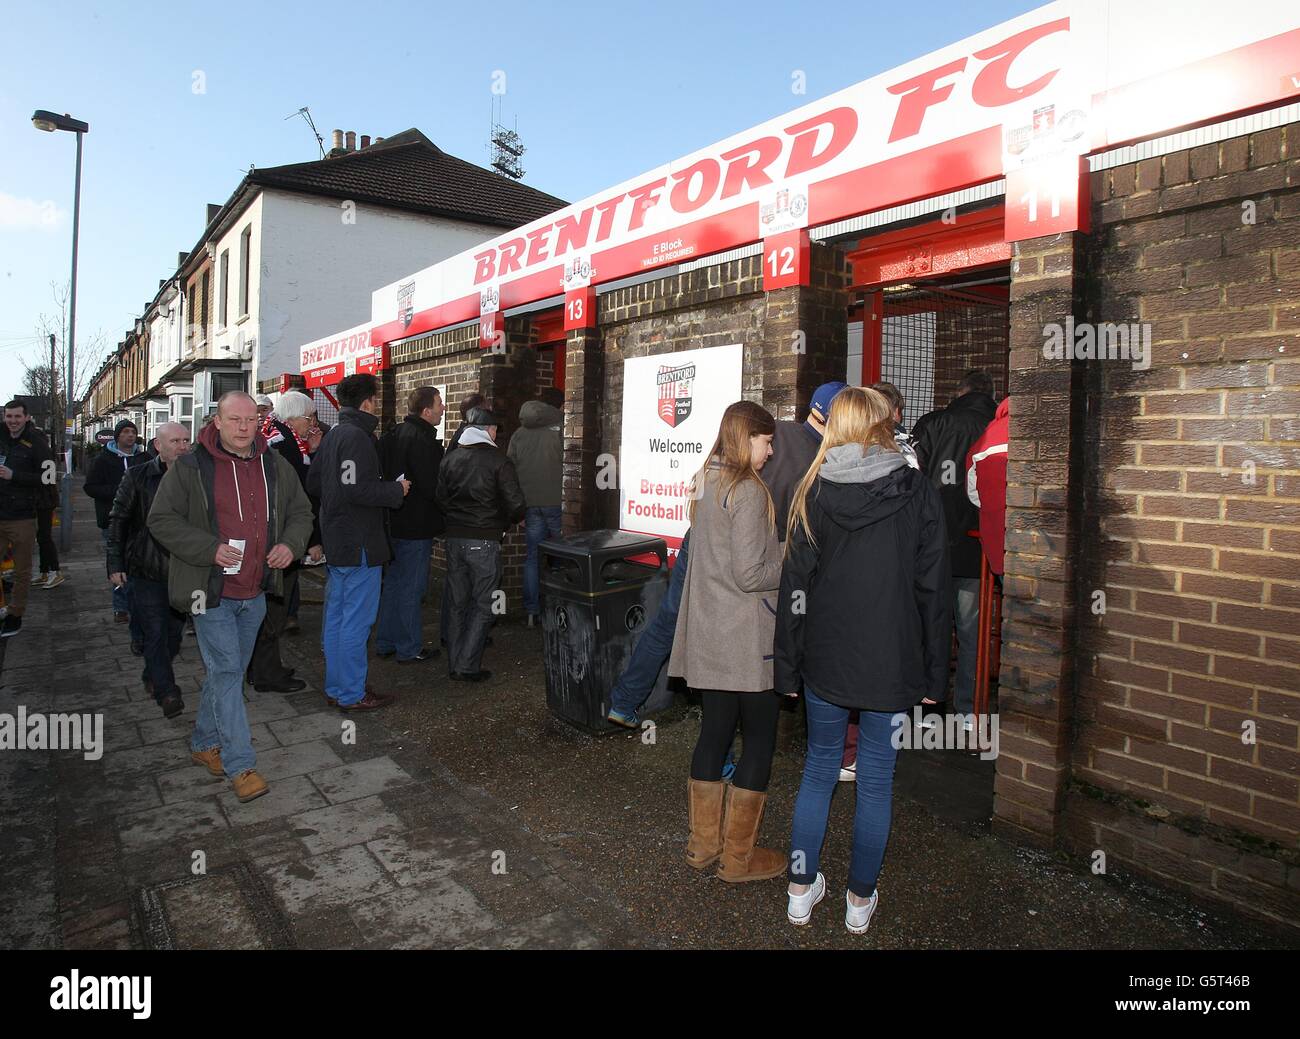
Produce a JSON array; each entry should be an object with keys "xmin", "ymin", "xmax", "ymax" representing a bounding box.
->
[{"xmin": 668, "ymin": 400, "xmax": 785, "ymax": 882}]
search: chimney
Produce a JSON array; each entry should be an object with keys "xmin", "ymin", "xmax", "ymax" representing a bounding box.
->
[
  {"xmin": 206, "ymin": 203, "xmax": 221, "ymax": 226},
  {"xmin": 360, "ymin": 134, "xmax": 371, "ymax": 150},
  {"xmin": 178, "ymin": 251, "xmax": 188, "ymax": 269},
  {"xmin": 373, "ymin": 136, "xmax": 384, "ymax": 145},
  {"xmin": 345, "ymin": 130, "xmax": 356, "ymax": 152},
  {"xmin": 327, "ymin": 129, "xmax": 347, "ymax": 159}
]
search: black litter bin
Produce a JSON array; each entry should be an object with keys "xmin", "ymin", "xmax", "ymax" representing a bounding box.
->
[{"xmin": 541, "ymin": 530, "xmax": 674, "ymax": 733}]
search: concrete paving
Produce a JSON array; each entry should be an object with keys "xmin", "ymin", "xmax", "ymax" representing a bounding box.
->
[{"xmin": 0, "ymin": 481, "xmax": 1293, "ymax": 949}]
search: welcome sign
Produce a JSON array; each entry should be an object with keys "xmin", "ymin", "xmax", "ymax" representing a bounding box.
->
[{"xmin": 619, "ymin": 343, "xmax": 743, "ymax": 553}]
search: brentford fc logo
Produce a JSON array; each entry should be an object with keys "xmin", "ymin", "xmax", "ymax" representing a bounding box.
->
[
  {"xmin": 656, "ymin": 362, "xmax": 695, "ymax": 428},
  {"xmin": 397, "ymin": 280, "xmax": 415, "ymax": 329}
]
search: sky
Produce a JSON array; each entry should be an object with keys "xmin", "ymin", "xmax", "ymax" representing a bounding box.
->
[{"xmin": 0, "ymin": 0, "xmax": 1040, "ymax": 407}]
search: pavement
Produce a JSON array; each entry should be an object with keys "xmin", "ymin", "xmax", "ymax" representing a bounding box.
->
[{"xmin": 0, "ymin": 481, "xmax": 1294, "ymax": 950}]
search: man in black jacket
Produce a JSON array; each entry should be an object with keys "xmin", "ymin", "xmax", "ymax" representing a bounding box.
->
[
  {"xmin": 85, "ymin": 418, "xmax": 149, "ymax": 629},
  {"xmin": 435, "ymin": 407, "xmax": 526, "ymax": 682},
  {"xmin": 306, "ymin": 374, "xmax": 409, "ymax": 710},
  {"xmin": 910, "ymin": 369, "xmax": 997, "ymax": 723},
  {"xmin": 107, "ymin": 422, "xmax": 191, "ymax": 716},
  {"xmin": 0, "ymin": 400, "xmax": 55, "ymax": 638},
  {"xmin": 376, "ymin": 386, "xmax": 445, "ymax": 663}
]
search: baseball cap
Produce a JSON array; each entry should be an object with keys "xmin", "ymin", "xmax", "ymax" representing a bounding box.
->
[{"xmin": 809, "ymin": 381, "xmax": 848, "ymax": 422}]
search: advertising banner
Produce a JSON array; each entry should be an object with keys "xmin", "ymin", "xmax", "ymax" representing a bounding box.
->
[
  {"xmin": 619, "ymin": 344, "xmax": 743, "ymax": 554},
  {"xmin": 298, "ymin": 322, "xmax": 382, "ymax": 388}
]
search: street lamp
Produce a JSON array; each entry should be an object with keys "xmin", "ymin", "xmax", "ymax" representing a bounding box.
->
[{"xmin": 33, "ymin": 109, "xmax": 89, "ymax": 553}]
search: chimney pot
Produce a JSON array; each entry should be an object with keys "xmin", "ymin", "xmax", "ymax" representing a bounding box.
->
[
  {"xmin": 360, "ymin": 134, "xmax": 371, "ymax": 149},
  {"xmin": 373, "ymin": 136, "xmax": 384, "ymax": 145},
  {"xmin": 331, "ymin": 129, "xmax": 343, "ymax": 150},
  {"xmin": 345, "ymin": 130, "xmax": 356, "ymax": 151}
]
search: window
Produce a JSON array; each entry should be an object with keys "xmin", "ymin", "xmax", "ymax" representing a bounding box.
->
[
  {"xmin": 186, "ymin": 281, "xmax": 198, "ymax": 350},
  {"xmin": 211, "ymin": 371, "xmax": 246, "ymax": 403},
  {"xmin": 238, "ymin": 225, "xmax": 252, "ymax": 317},
  {"xmin": 200, "ymin": 270, "xmax": 210, "ymax": 344},
  {"xmin": 218, "ymin": 249, "xmax": 229, "ymax": 330}
]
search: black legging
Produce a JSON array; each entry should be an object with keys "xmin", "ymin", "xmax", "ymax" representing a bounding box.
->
[{"xmin": 690, "ymin": 689, "xmax": 781, "ymax": 792}]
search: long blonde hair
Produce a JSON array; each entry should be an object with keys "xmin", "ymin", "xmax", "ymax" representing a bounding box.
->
[
  {"xmin": 688, "ymin": 400, "xmax": 776, "ymax": 530},
  {"xmin": 786, "ymin": 386, "xmax": 898, "ymax": 551}
]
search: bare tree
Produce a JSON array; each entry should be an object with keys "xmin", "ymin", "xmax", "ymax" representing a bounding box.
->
[{"xmin": 21, "ymin": 281, "xmax": 109, "ymax": 425}]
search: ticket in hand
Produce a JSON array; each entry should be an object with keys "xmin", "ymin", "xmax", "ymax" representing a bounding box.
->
[{"xmin": 223, "ymin": 538, "xmax": 246, "ymax": 575}]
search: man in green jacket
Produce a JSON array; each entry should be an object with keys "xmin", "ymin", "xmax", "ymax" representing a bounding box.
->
[{"xmin": 148, "ymin": 391, "xmax": 314, "ymax": 804}]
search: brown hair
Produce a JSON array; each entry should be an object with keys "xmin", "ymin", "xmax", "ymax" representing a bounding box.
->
[
  {"xmin": 786, "ymin": 386, "xmax": 897, "ymax": 551},
  {"xmin": 870, "ymin": 381, "xmax": 905, "ymax": 423},
  {"xmin": 459, "ymin": 392, "xmax": 485, "ymax": 421},
  {"xmin": 408, "ymin": 386, "xmax": 441, "ymax": 415},
  {"xmin": 688, "ymin": 400, "xmax": 776, "ymax": 529}
]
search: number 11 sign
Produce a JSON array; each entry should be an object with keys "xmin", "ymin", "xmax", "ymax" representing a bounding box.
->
[{"xmin": 1004, "ymin": 153, "xmax": 1090, "ymax": 242}]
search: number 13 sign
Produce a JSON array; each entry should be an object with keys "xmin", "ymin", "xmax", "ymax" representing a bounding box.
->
[{"xmin": 762, "ymin": 229, "xmax": 810, "ymax": 291}]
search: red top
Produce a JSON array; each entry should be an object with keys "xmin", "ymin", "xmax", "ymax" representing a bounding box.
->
[
  {"xmin": 201, "ymin": 422, "xmax": 268, "ymax": 600},
  {"xmin": 965, "ymin": 396, "xmax": 1010, "ymax": 576}
]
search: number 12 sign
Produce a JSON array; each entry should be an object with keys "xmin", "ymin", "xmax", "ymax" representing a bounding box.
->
[{"xmin": 762, "ymin": 229, "xmax": 810, "ymax": 291}]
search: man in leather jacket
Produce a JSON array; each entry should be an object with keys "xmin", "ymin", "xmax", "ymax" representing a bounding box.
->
[
  {"xmin": 435, "ymin": 407, "xmax": 526, "ymax": 682},
  {"xmin": 107, "ymin": 422, "xmax": 191, "ymax": 717}
]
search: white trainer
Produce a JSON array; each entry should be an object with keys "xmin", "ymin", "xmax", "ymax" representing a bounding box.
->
[
  {"xmin": 845, "ymin": 888, "xmax": 879, "ymax": 934},
  {"xmin": 838, "ymin": 761, "xmax": 856, "ymax": 782},
  {"xmin": 32, "ymin": 572, "xmax": 49, "ymax": 589},
  {"xmin": 787, "ymin": 872, "xmax": 825, "ymax": 926},
  {"xmin": 42, "ymin": 572, "xmax": 66, "ymax": 589}
]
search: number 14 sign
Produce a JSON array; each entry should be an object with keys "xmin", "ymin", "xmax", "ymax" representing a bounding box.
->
[{"xmin": 762, "ymin": 229, "xmax": 810, "ymax": 291}]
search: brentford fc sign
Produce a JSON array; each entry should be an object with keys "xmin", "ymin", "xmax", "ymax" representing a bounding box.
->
[
  {"xmin": 363, "ymin": 0, "xmax": 1298, "ymax": 347},
  {"xmin": 299, "ymin": 321, "xmax": 383, "ymax": 387}
]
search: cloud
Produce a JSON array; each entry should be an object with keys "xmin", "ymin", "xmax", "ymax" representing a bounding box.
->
[{"xmin": 0, "ymin": 192, "xmax": 66, "ymax": 231}]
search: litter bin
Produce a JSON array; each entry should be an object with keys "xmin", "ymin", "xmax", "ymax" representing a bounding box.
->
[{"xmin": 541, "ymin": 530, "xmax": 674, "ymax": 733}]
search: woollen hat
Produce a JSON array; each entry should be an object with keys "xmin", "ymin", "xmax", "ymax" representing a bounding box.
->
[
  {"xmin": 113, "ymin": 418, "xmax": 139, "ymax": 440},
  {"xmin": 466, "ymin": 406, "xmax": 503, "ymax": 428}
]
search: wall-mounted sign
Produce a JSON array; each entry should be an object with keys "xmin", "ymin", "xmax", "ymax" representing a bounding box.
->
[
  {"xmin": 298, "ymin": 321, "xmax": 382, "ymax": 387},
  {"xmin": 619, "ymin": 343, "xmax": 743, "ymax": 555}
]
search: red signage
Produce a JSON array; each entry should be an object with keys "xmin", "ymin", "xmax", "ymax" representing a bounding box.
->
[{"xmin": 762, "ymin": 230, "xmax": 811, "ymax": 291}]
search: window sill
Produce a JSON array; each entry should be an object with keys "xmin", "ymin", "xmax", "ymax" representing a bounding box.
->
[{"xmin": 236, "ymin": 313, "xmax": 251, "ymax": 326}]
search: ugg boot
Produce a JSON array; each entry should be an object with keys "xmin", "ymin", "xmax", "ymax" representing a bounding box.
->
[
  {"xmin": 717, "ymin": 785, "xmax": 786, "ymax": 883},
  {"xmin": 686, "ymin": 779, "xmax": 726, "ymax": 869}
]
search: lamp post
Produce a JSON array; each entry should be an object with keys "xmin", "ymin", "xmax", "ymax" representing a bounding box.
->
[{"xmin": 33, "ymin": 110, "xmax": 89, "ymax": 552}]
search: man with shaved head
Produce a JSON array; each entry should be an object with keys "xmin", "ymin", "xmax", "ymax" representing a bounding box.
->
[
  {"xmin": 150, "ymin": 392, "xmax": 314, "ymax": 803},
  {"xmin": 108, "ymin": 422, "xmax": 193, "ymax": 717}
]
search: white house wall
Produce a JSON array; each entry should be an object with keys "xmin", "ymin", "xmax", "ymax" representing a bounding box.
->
[
  {"xmin": 255, "ymin": 189, "xmax": 507, "ymax": 383},
  {"xmin": 208, "ymin": 191, "xmax": 265, "ymax": 372}
]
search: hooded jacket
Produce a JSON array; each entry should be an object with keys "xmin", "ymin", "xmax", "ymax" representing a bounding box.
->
[
  {"xmin": 380, "ymin": 413, "xmax": 445, "ymax": 539},
  {"xmin": 760, "ymin": 420, "xmax": 820, "ymax": 542},
  {"xmin": 147, "ymin": 422, "xmax": 314, "ymax": 614},
  {"xmin": 966, "ymin": 396, "xmax": 1010, "ymax": 576},
  {"xmin": 774, "ymin": 444, "xmax": 952, "ymax": 709},
  {"xmin": 84, "ymin": 439, "xmax": 149, "ymax": 528},
  {"xmin": 0, "ymin": 419, "xmax": 54, "ymax": 521},
  {"xmin": 436, "ymin": 426, "xmax": 527, "ymax": 540},
  {"xmin": 910, "ymin": 391, "xmax": 997, "ymax": 578},
  {"xmin": 305, "ymin": 407, "xmax": 405, "ymax": 566},
  {"xmin": 506, "ymin": 401, "xmax": 562, "ymax": 508},
  {"xmin": 106, "ymin": 454, "xmax": 173, "ymax": 583}
]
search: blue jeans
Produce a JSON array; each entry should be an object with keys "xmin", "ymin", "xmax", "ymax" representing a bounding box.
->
[
  {"xmin": 608, "ymin": 531, "xmax": 689, "ymax": 716},
  {"xmin": 375, "ymin": 537, "xmax": 433, "ymax": 659},
  {"xmin": 789, "ymin": 687, "xmax": 901, "ymax": 899},
  {"xmin": 322, "ymin": 551, "xmax": 382, "ymax": 706},
  {"xmin": 953, "ymin": 577, "xmax": 980, "ymax": 715},
  {"xmin": 523, "ymin": 506, "xmax": 564, "ymax": 615},
  {"xmin": 101, "ymin": 527, "xmax": 144, "ymax": 644},
  {"xmin": 191, "ymin": 595, "xmax": 266, "ymax": 777},
  {"xmin": 131, "ymin": 576, "xmax": 184, "ymax": 700}
]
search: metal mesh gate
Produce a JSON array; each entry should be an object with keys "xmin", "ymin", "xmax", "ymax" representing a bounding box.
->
[{"xmin": 878, "ymin": 281, "xmax": 1010, "ymax": 424}]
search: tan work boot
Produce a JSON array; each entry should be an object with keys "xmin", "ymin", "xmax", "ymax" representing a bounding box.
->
[
  {"xmin": 191, "ymin": 747, "xmax": 223, "ymax": 778},
  {"xmin": 717, "ymin": 785, "xmax": 786, "ymax": 883},
  {"xmin": 685, "ymin": 779, "xmax": 726, "ymax": 869},
  {"xmin": 231, "ymin": 769, "xmax": 269, "ymax": 803}
]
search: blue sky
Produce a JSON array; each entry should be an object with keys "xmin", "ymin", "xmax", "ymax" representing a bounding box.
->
[{"xmin": 0, "ymin": 0, "xmax": 1039, "ymax": 406}]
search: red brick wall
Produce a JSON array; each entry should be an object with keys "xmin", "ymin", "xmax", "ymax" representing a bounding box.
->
[{"xmin": 1066, "ymin": 121, "xmax": 1300, "ymax": 930}]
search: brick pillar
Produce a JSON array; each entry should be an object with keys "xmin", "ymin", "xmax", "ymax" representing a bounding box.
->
[
  {"xmin": 479, "ymin": 315, "xmax": 536, "ymax": 453},
  {"xmin": 759, "ymin": 243, "xmax": 851, "ymax": 419},
  {"xmin": 375, "ymin": 363, "xmax": 399, "ymax": 433},
  {"xmin": 994, "ymin": 232, "xmax": 1088, "ymax": 849},
  {"xmin": 562, "ymin": 322, "xmax": 606, "ymax": 535}
]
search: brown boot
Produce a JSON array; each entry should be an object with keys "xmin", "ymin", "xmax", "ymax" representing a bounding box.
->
[
  {"xmin": 717, "ymin": 785, "xmax": 786, "ymax": 883},
  {"xmin": 231, "ymin": 769, "xmax": 269, "ymax": 803},
  {"xmin": 685, "ymin": 779, "xmax": 725, "ymax": 869},
  {"xmin": 191, "ymin": 747, "xmax": 223, "ymax": 778}
]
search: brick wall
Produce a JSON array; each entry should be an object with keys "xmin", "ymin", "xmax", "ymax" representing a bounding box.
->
[{"xmin": 1065, "ymin": 122, "xmax": 1300, "ymax": 930}]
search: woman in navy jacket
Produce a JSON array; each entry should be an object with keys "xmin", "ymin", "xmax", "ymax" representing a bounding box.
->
[{"xmin": 774, "ymin": 387, "xmax": 951, "ymax": 934}]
